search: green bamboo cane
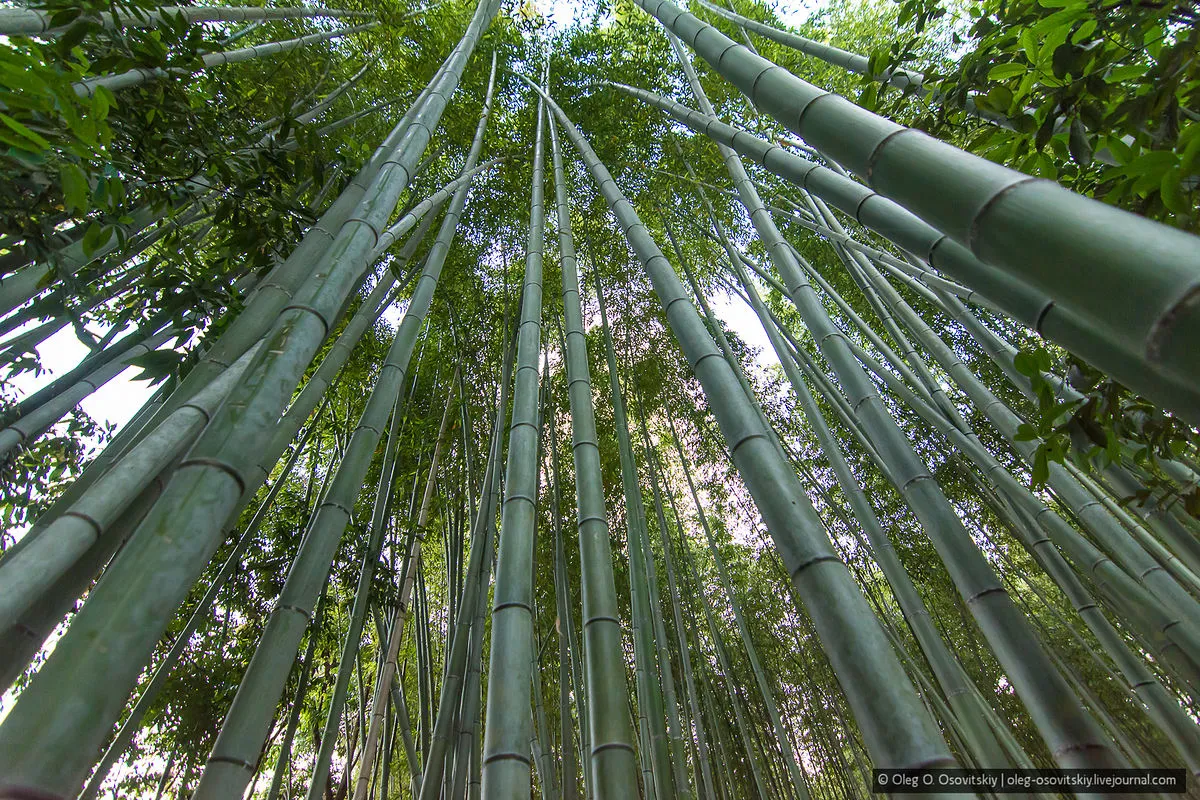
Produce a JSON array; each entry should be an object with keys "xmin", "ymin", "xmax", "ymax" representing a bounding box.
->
[
  {"xmin": 629, "ymin": 390, "xmax": 694, "ymax": 800},
  {"xmin": 529, "ymin": 354, "xmax": 561, "ymax": 800},
  {"xmin": 1084, "ymin": 463, "xmax": 1200, "ymax": 582},
  {"xmin": 416, "ymin": 294, "xmax": 513, "ymax": 800},
  {"xmin": 646, "ymin": 163, "xmax": 983, "ymax": 310},
  {"xmin": 989, "ymin": 487, "xmax": 1200, "ymax": 774},
  {"xmin": 2, "ymin": 259, "xmax": 408, "ymax": 750},
  {"xmin": 265, "ymin": 588, "xmax": 331, "ymax": 800},
  {"xmin": 799, "ymin": 194, "xmax": 971, "ymax": 432},
  {"xmin": 528, "ymin": 76, "xmax": 955, "ymax": 779},
  {"xmin": 0, "ymin": 4, "xmax": 372, "ymax": 37},
  {"xmin": 673, "ymin": 43, "xmax": 1128, "ymax": 768},
  {"xmin": 833, "ymin": 249, "xmax": 1200, "ymax": 644},
  {"xmin": 455, "ymin": 360, "xmax": 503, "ymax": 799},
  {"xmin": 443, "ymin": 269, "xmax": 511, "ymax": 800},
  {"xmin": 73, "ymin": 23, "xmax": 378, "ymax": 97},
  {"xmin": 710, "ymin": 247, "xmax": 1018, "ymax": 767},
  {"xmin": 481, "ymin": 89, "xmax": 549, "ymax": 799},
  {"xmin": 0, "ymin": 202, "xmax": 195, "ymax": 317},
  {"xmin": 303, "ymin": 362, "xmax": 423, "ymax": 799},
  {"xmin": 194, "ymin": 339, "xmax": 408, "ymax": 797},
  {"xmin": 0, "ymin": 6, "xmax": 499, "ymax": 790},
  {"xmin": 693, "ymin": 0, "xmax": 926, "ymax": 94},
  {"xmin": 549, "ymin": 321, "xmax": 592, "ymax": 800},
  {"xmin": 640, "ymin": 418, "xmax": 716, "ymax": 800},
  {"xmin": 633, "ymin": 0, "xmax": 1200, "ymax": 394},
  {"xmin": 609, "ymin": 80, "xmax": 1200, "ymax": 423},
  {"xmin": 541, "ymin": 104, "xmax": 641, "ymax": 800},
  {"xmin": 662, "ymin": 483, "xmax": 770, "ymax": 800},
  {"xmin": 761, "ymin": 298, "xmax": 1200, "ymax": 692},
  {"xmin": 824, "ymin": 273, "xmax": 1200, "ymax": 764},
  {"xmin": 0, "ymin": 340, "xmax": 261, "ymax": 636},
  {"xmin": 695, "ymin": 665, "xmax": 737, "ymax": 800},
  {"xmin": 594, "ymin": 277, "xmax": 676, "ymax": 800},
  {"xmin": 0, "ymin": 324, "xmax": 179, "ymax": 459},
  {"xmin": 78, "ymin": 416, "xmax": 323, "ymax": 800},
  {"xmin": 547, "ymin": 348, "xmax": 582, "ymax": 800},
  {"xmin": 0, "ymin": 299, "xmax": 194, "ymax": 429},
  {"xmin": 1068, "ymin": 465, "xmax": 1200, "ymax": 594},
  {"xmin": 532, "ymin": 602, "xmax": 561, "ymax": 800},
  {"xmin": 662, "ymin": 396, "xmax": 816, "ymax": 798},
  {"xmin": 354, "ymin": 367, "xmax": 460, "ymax": 800}
]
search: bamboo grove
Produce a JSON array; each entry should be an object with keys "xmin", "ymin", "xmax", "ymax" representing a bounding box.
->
[{"xmin": 0, "ymin": 0, "xmax": 1199, "ymax": 796}]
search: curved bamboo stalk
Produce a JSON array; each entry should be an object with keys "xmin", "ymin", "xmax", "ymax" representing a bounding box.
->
[
  {"xmin": 121, "ymin": 50, "xmax": 456, "ymax": 450},
  {"xmin": 631, "ymin": 0, "xmax": 1200, "ymax": 406},
  {"xmin": 0, "ymin": 5, "xmax": 371, "ymax": 38},
  {"xmin": 679, "ymin": 37, "xmax": 1104, "ymax": 771},
  {"xmin": 264, "ymin": 588, "xmax": 330, "ymax": 800},
  {"xmin": 666, "ymin": 31, "xmax": 1158, "ymax": 770},
  {"xmin": 73, "ymin": 24, "xmax": 378, "ymax": 98}
]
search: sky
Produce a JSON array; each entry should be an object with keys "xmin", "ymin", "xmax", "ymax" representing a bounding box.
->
[{"xmin": 8, "ymin": 0, "xmax": 803, "ymax": 440}]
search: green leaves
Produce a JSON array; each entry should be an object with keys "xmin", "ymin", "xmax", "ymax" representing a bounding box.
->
[
  {"xmin": 987, "ymin": 62, "xmax": 1026, "ymax": 81},
  {"xmin": 59, "ymin": 163, "xmax": 90, "ymax": 212},
  {"xmin": 1068, "ymin": 118, "xmax": 1092, "ymax": 166},
  {"xmin": 0, "ymin": 113, "xmax": 51, "ymax": 153}
]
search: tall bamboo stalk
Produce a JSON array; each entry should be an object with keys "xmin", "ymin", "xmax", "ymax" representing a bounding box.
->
[
  {"xmin": 543, "ymin": 101, "xmax": 642, "ymax": 800},
  {"xmin": 481, "ymin": 89, "xmax": 548, "ymax": 799},
  {"xmin": 528, "ymin": 77, "xmax": 955, "ymax": 778},
  {"xmin": 595, "ymin": 277, "xmax": 676, "ymax": 800}
]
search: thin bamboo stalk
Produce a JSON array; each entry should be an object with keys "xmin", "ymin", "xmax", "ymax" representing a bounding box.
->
[
  {"xmin": 543, "ymin": 105, "xmax": 642, "ymax": 799},
  {"xmin": 481, "ymin": 90, "xmax": 549, "ymax": 798}
]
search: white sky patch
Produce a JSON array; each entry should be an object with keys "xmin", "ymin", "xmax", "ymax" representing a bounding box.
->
[
  {"xmin": 710, "ymin": 286, "xmax": 781, "ymax": 369},
  {"xmin": 5, "ymin": 319, "xmax": 156, "ymax": 432}
]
